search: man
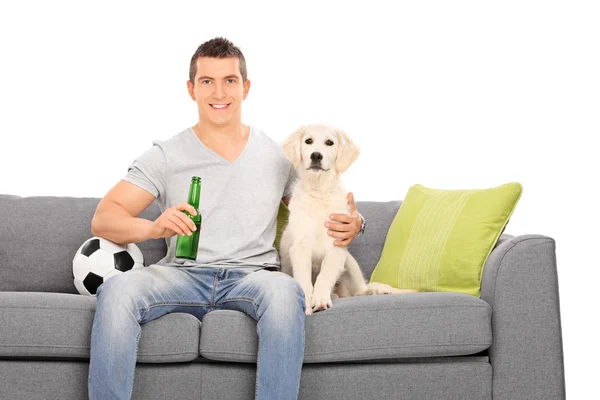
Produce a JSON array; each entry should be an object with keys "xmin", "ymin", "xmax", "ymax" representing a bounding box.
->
[{"xmin": 88, "ymin": 37, "xmax": 364, "ymax": 400}]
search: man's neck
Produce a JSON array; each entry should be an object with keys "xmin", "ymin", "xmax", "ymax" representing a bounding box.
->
[{"xmin": 193, "ymin": 122, "xmax": 249, "ymax": 144}]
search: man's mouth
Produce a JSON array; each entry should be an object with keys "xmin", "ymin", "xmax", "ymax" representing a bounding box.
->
[{"xmin": 210, "ymin": 103, "xmax": 230, "ymax": 110}]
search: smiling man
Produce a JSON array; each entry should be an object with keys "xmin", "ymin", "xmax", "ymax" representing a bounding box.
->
[{"xmin": 87, "ymin": 37, "xmax": 364, "ymax": 400}]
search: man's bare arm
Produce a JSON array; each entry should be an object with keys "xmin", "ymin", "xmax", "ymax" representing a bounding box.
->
[{"xmin": 91, "ymin": 180, "xmax": 156, "ymax": 245}]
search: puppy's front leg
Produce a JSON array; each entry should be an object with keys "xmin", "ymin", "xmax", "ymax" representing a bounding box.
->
[
  {"xmin": 289, "ymin": 243, "xmax": 314, "ymax": 315},
  {"xmin": 312, "ymin": 247, "xmax": 347, "ymax": 312}
]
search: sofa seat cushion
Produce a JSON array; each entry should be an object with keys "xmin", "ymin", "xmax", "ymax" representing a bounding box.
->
[
  {"xmin": 200, "ymin": 292, "xmax": 492, "ymax": 363},
  {"xmin": 0, "ymin": 292, "xmax": 200, "ymax": 363}
]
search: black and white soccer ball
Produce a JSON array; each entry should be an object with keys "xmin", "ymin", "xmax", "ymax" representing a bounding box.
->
[{"xmin": 72, "ymin": 236, "xmax": 145, "ymax": 296}]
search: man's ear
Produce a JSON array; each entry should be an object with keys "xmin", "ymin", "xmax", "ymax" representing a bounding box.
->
[
  {"xmin": 282, "ymin": 125, "xmax": 306, "ymax": 168},
  {"xmin": 242, "ymin": 79, "xmax": 251, "ymax": 100},
  {"xmin": 335, "ymin": 128, "xmax": 360, "ymax": 173},
  {"xmin": 187, "ymin": 80, "xmax": 196, "ymax": 101}
]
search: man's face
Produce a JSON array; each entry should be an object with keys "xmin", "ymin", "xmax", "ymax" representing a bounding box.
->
[{"xmin": 187, "ymin": 57, "xmax": 251, "ymax": 127}]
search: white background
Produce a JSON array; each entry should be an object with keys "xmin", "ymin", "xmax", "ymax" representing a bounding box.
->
[{"xmin": 1, "ymin": 0, "xmax": 597, "ymax": 397}]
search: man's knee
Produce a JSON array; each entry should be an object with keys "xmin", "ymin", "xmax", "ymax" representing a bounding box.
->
[
  {"xmin": 96, "ymin": 268, "xmax": 149, "ymax": 308},
  {"xmin": 262, "ymin": 272, "xmax": 305, "ymax": 310}
]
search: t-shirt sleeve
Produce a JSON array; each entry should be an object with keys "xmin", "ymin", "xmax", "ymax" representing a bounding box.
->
[
  {"xmin": 283, "ymin": 160, "xmax": 299, "ymax": 198},
  {"xmin": 121, "ymin": 141, "xmax": 167, "ymax": 199}
]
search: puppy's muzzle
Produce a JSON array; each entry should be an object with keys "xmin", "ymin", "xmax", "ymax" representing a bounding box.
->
[
  {"xmin": 310, "ymin": 152, "xmax": 323, "ymax": 162},
  {"xmin": 309, "ymin": 152, "xmax": 324, "ymax": 169}
]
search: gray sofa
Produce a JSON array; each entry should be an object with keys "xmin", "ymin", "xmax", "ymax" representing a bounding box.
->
[{"xmin": 0, "ymin": 194, "xmax": 565, "ymax": 399}]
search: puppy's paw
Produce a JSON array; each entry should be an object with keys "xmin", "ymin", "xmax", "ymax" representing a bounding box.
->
[
  {"xmin": 305, "ymin": 300, "xmax": 313, "ymax": 315},
  {"xmin": 311, "ymin": 295, "xmax": 332, "ymax": 312}
]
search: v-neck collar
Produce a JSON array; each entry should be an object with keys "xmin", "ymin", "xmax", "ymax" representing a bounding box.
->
[{"xmin": 189, "ymin": 126, "xmax": 254, "ymax": 165}]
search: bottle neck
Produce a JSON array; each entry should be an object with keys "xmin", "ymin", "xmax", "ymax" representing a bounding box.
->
[{"xmin": 187, "ymin": 180, "xmax": 202, "ymax": 222}]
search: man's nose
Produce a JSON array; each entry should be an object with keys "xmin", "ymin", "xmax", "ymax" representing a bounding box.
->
[
  {"xmin": 310, "ymin": 152, "xmax": 323, "ymax": 162},
  {"xmin": 213, "ymin": 83, "xmax": 225, "ymax": 99}
]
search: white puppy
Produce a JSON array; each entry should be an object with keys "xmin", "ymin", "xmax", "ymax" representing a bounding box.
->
[{"xmin": 279, "ymin": 124, "xmax": 415, "ymax": 315}]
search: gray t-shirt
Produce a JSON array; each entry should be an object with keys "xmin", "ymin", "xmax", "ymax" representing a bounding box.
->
[{"xmin": 122, "ymin": 126, "xmax": 297, "ymax": 270}]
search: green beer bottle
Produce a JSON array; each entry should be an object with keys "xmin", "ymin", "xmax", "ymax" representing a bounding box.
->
[{"xmin": 176, "ymin": 176, "xmax": 202, "ymax": 260}]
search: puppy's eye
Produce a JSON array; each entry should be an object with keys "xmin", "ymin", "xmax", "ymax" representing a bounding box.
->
[
  {"xmin": 305, "ymin": 138, "xmax": 313, "ymax": 145},
  {"xmin": 325, "ymin": 140, "xmax": 334, "ymax": 146}
]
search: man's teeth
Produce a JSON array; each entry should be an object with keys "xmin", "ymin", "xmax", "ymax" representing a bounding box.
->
[{"xmin": 211, "ymin": 104, "xmax": 228, "ymax": 109}]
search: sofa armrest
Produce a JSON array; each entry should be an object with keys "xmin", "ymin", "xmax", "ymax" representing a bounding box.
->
[{"xmin": 481, "ymin": 234, "xmax": 566, "ymax": 399}]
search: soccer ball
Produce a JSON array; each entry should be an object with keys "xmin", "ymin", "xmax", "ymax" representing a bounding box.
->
[{"xmin": 72, "ymin": 236, "xmax": 145, "ymax": 296}]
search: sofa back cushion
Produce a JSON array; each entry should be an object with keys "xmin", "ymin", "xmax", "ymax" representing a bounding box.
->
[
  {"xmin": 0, "ymin": 195, "xmax": 398, "ymax": 293},
  {"xmin": 347, "ymin": 200, "xmax": 402, "ymax": 279},
  {"xmin": 0, "ymin": 195, "xmax": 166, "ymax": 293}
]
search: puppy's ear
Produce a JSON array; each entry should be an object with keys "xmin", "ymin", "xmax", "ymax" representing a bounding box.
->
[
  {"xmin": 335, "ymin": 128, "xmax": 360, "ymax": 173},
  {"xmin": 282, "ymin": 125, "xmax": 306, "ymax": 168}
]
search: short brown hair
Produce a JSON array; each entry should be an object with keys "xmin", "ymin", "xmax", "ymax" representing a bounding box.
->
[{"xmin": 189, "ymin": 37, "xmax": 248, "ymax": 84}]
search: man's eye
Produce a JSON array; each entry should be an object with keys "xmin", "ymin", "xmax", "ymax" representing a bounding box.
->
[
  {"xmin": 201, "ymin": 80, "xmax": 211, "ymax": 84},
  {"xmin": 325, "ymin": 140, "xmax": 334, "ymax": 146},
  {"xmin": 305, "ymin": 138, "xmax": 313, "ymax": 145},
  {"xmin": 227, "ymin": 79, "xmax": 236, "ymax": 84}
]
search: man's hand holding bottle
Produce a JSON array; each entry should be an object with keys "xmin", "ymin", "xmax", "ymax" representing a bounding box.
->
[{"xmin": 148, "ymin": 202, "xmax": 199, "ymax": 239}]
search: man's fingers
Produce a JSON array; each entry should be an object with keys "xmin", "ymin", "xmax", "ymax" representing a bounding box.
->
[
  {"xmin": 329, "ymin": 214, "xmax": 353, "ymax": 224},
  {"xmin": 328, "ymin": 229, "xmax": 353, "ymax": 239},
  {"xmin": 167, "ymin": 215, "xmax": 188, "ymax": 236},
  {"xmin": 177, "ymin": 202, "xmax": 197, "ymax": 216},
  {"xmin": 165, "ymin": 218, "xmax": 185, "ymax": 236},
  {"xmin": 172, "ymin": 205, "xmax": 197, "ymax": 230},
  {"xmin": 178, "ymin": 211, "xmax": 197, "ymax": 232},
  {"xmin": 169, "ymin": 212, "xmax": 195, "ymax": 235},
  {"xmin": 347, "ymin": 192, "xmax": 357, "ymax": 211},
  {"xmin": 326, "ymin": 221, "xmax": 353, "ymax": 232}
]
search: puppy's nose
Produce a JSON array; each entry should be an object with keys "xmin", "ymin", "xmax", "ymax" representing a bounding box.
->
[{"xmin": 310, "ymin": 152, "xmax": 323, "ymax": 162}]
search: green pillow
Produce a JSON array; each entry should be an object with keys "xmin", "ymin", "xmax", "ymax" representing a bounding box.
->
[
  {"xmin": 274, "ymin": 200, "xmax": 290, "ymax": 254},
  {"xmin": 370, "ymin": 182, "xmax": 522, "ymax": 297}
]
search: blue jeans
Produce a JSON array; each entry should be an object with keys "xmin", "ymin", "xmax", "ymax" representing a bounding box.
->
[{"xmin": 88, "ymin": 265, "xmax": 306, "ymax": 400}]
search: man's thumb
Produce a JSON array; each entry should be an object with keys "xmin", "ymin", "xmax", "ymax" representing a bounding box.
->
[{"xmin": 347, "ymin": 192, "xmax": 357, "ymax": 211}]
